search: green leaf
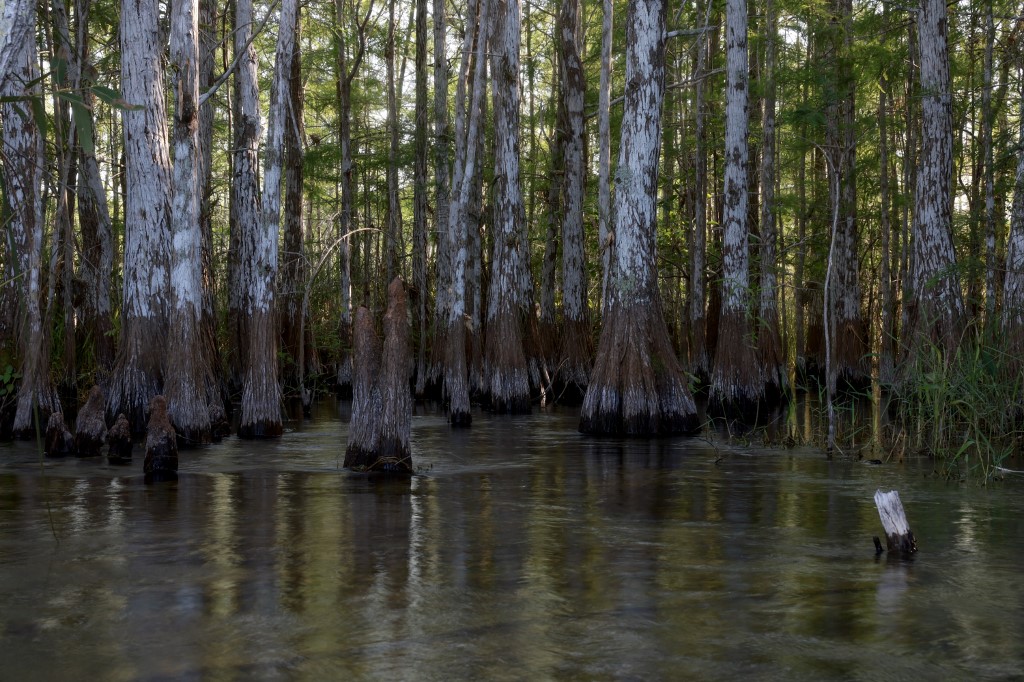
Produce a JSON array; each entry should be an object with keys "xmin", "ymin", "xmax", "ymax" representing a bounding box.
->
[
  {"xmin": 53, "ymin": 53, "xmax": 68, "ymax": 86},
  {"xmin": 89, "ymin": 85, "xmax": 142, "ymax": 110},
  {"xmin": 71, "ymin": 100, "xmax": 95, "ymax": 156},
  {"xmin": 29, "ymin": 96, "xmax": 48, "ymax": 141},
  {"xmin": 56, "ymin": 90, "xmax": 86, "ymax": 107}
]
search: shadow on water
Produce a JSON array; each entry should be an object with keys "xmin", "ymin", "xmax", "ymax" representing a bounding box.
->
[{"xmin": 1, "ymin": 399, "xmax": 1023, "ymax": 679}]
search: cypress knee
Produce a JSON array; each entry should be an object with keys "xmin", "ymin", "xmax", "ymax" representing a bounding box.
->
[
  {"xmin": 74, "ymin": 385, "xmax": 107, "ymax": 456},
  {"xmin": 107, "ymin": 413, "xmax": 133, "ymax": 464},
  {"xmin": 44, "ymin": 412, "xmax": 75, "ymax": 457},
  {"xmin": 144, "ymin": 396, "xmax": 178, "ymax": 482}
]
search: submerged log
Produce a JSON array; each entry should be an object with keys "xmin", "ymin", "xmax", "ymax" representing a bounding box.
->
[
  {"xmin": 144, "ymin": 396, "xmax": 178, "ymax": 482},
  {"xmin": 44, "ymin": 412, "xmax": 75, "ymax": 457},
  {"xmin": 874, "ymin": 489, "xmax": 917, "ymax": 555},
  {"xmin": 74, "ymin": 385, "xmax": 108, "ymax": 456},
  {"xmin": 344, "ymin": 278, "xmax": 413, "ymax": 474},
  {"xmin": 107, "ymin": 413, "xmax": 133, "ymax": 464}
]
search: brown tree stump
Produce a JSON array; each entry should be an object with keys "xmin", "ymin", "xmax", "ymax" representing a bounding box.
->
[
  {"xmin": 74, "ymin": 385, "xmax": 108, "ymax": 457},
  {"xmin": 106, "ymin": 413, "xmax": 133, "ymax": 464},
  {"xmin": 44, "ymin": 412, "xmax": 75, "ymax": 457},
  {"xmin": 144, "ymin": 396, "xmax": 178, "ymax": 482},
  {"xmin": 344, "ymin": 278, "xmax": 413, "ymax": 475}
]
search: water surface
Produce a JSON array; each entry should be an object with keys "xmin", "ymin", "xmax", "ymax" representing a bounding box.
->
[{"xmin": 1, "ymin": 403, "xmax": 1022, "ymax": 680}]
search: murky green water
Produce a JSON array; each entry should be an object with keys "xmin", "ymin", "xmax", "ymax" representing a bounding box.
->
[{"xmin": 1, "ymin": 402, "xmax": 1022, "ymax": 680}]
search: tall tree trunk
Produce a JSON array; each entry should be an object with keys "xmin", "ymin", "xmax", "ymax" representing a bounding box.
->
[
  {"xmin": 0, "ymin": 0, "xmax": 34, "ymax": 90},
  {"xmin": 197, "ymin": 0, "xmax": 222, "ymax": 419},
  {"xmin": 385, "ymin": 0, "xmax": 402, "ymax": 284},
  {"xmin": 430, "ymin": 0, "xmax": 450, "ymax": 387},
  {"xmin": 557, "ymin": 0, "xmax": 591, "ymax": 395},
  {"xmin": 539, "ymin": 75, "xmax": 563, "ymax": 364},
  {"xmin": 165, "ymin": 0, "xmax": 213, "ymax": 444},
  {"xmin": 2, "ymin": 9, "xmax": 61, "ymax": 436},
  {"xmin": 111, "ymin": 0, "xmax": 172, "ymax": 434},
  {"xmin": 74, "ymin": 0, "xmax": 114, "ymax": 375},
  {"xmin": 597, "ymin": 0, "xmax": 614, "ymax": 304},
  {"xmin": 903, "ymin": 0, "xmax": 964, "ymax": 362},
  {"xmin": 281, "ymin": 14, "xmax": 306, "ymax": 397},
  {"xmin": 826, "ymin": 0, "xmax": 867, "ymax": 391},
  {"xmin": 579, "ymin": 0, "xmax": 698, "ymax": 436},
  {"xmin": 486, "ymin": 0, "xmax": 531, "ymax": 413},
  {"xmin": 334, "ymin": 0, "xmax": 373, "ymax": 395},
  {"xmin": 710, "ymin": 0, "xmax": 763, "ymax": 415},
  {"xmin": 229, "ymin": 0, "xmax": 261, "ymax": 395},
  {"xmin": 413, "ymin": 0, "xmax": 429, "ymax": 395},
  {"xmin": 1001, "ymin": 77, "xmax": 1024, "ymax": 360},
  {"xmin": 441, "ymin": 0, "xmax": 489, "ymax": 425},
  {"xmin": 982, "ymin": 0, "xmax": 997, "ymax": 324},
  {"xmin": 49, "ymin": 0, "xmax": 78, "ymax": 398},
  {"xmin": 757, "ymin": 0, "xmax": 785, "ymax": 401},
  {"xmin": 240, "ymin": 0, "xmax": 299, "ymax": 437},
  {"xmin": 689, "ymin": 1, "xmax": 711, "ymax": 382},
  {"xmin": 878, "ymin": 75, "xmax": 896, "ymax": 385}
]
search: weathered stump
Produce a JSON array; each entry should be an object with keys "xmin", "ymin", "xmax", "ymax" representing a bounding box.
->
[
  {"xmin": 344, "ymin": 278, "xmax": 413, "ymax": 475},
  {"xmin": 106, "ymin": 413, "xmax": 133, "ymax": 464},
  {"xmin": 144, "ymin": 396, "xmax": 178, "ymax": 482},
  {"xmin": 74, "ymin": 385, "xmax": 108, "ymax": 456},
  {"xmin": 874, "ymin": 489, "xmax": 917, "ymax": 555},
  {"xmin": 44, "ymin": 412, "xmax": 75, "ymax": 457}
]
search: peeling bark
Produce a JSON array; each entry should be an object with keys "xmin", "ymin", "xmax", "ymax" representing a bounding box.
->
[
  {"xmin": 485, "ymin": 0, "xmax": 531, "ymax": 414},
  {"xmin": 579, "ymin": 0, "xmax": 698, "ymax": 436},
  {"xmin": 240, "ymin": 0, "xmax": 299, "ymax": 437},
  {"xmin": 165, "ymin": 0, "xmax": 213, "ymax": 445},
  {"xmin": 2, "ymin": 9, "xmax": 61, "ymax": 437},
  {"xmin": 109, "ymin": 0, "xmax": 171, "ymax": 434},
  {"xmin": 903, "ymin": 0, "xmax": 964, "ymax": 362},
  {"xmin": 345, "ymin": 279, "xmax": 413, "ymax": 474},
  {"xmin": 557, "ymin": 0, "xmax": 592, "ymax": 395},
  {"xmin": 710, "ymin": 0, "xmax": 766, "ymax": 416}
]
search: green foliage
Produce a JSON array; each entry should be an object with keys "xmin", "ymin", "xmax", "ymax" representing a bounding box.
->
[{"xmin": 890, "ymin": 325, "xmax": 1023, "ymax": 482}]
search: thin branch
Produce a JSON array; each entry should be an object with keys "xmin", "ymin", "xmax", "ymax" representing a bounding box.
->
[{"xmin": 199, "ymin": 0, "xmax": 282, "ymax": 107}]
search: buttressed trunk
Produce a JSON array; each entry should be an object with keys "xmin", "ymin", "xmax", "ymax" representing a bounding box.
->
[{"xmin": 579, "ymin": 0, "xmax": 698, "ymax": 437}]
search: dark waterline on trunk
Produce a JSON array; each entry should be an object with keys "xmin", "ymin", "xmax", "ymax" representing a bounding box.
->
[{"xmin": 1, "ymin": 401, "xmax": 1023, "ymax": 679}]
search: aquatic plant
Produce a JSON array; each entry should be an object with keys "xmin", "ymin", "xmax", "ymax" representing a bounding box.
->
[{"xmin": 889, "ymin": 325, "xmax": 1022, "ymax": 481}]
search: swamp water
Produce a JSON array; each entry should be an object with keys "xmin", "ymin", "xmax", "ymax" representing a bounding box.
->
[{"xmin": 1, "ymin": 402, "xmax": 1023, "ymax": 680}]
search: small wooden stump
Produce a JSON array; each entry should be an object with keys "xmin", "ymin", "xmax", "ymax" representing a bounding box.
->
[
  {"xmin": 44, "ymin": 412, "xmax": 75, "ymax": 457},
  {"xmin": 106, "ymin": 413, "xmax": 133, "ymax": 464},
  {"xmin": 874, "ymin": 489, "xmax": 917, "ymax": 555},
  {"xmin": 74, "ymin": 385, "xmax": 107, "ymax": 457},
  {"xmin": 144, "ymin": 396, "xmax": 178, "ymax": 482}
]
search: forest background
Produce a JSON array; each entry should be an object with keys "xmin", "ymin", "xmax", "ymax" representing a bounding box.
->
[{"xmin": 1, "ymin": 0, "xmax": 1022, "ymax": 473}]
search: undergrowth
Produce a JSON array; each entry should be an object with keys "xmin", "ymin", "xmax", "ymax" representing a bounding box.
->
[{"xmin": 888, "ymin": 327, "xmax": 1024, "ymax": 482}]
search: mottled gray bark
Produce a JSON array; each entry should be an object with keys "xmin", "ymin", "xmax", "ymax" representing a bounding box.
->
[
  {"xmin": 2, "ymin": 9, "xmax": 61, "ymax": 436},
  {"xmin": 710, "ymin": 0, "xmax": 765, "ymax": 414},
  {"xmin": 579, "ymin": 0, "xmax": 697, "ymax": 436},
  {"xmin": 903, "ymin": 0, "xmax": 964, "ymax": 361},
  {"xmin": 165, "ymin": 0, "xmax": 213, "ymax": 444},
  {"xmin": 485, "ymin": 0, "xmax": 531, "ymax": 413},
  {"xmin": 240, "ymin": 0, "xmax": 300, "ymax": 437},
  {"xmin": 110, "ymin": 0, "xmax": 172, "ymax": 433},
  {"xmin": 557, "ymin": 0, "xmax": 591, "ymax": 393}
]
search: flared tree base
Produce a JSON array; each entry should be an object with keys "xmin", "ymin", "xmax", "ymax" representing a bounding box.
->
[
  {"xmin": 237, "ymin": 420, "xmax": 284, "ymax": 439},
  {"xmin": 579, "ymin": 301, "xmax": 699, "ymax": 437}
]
